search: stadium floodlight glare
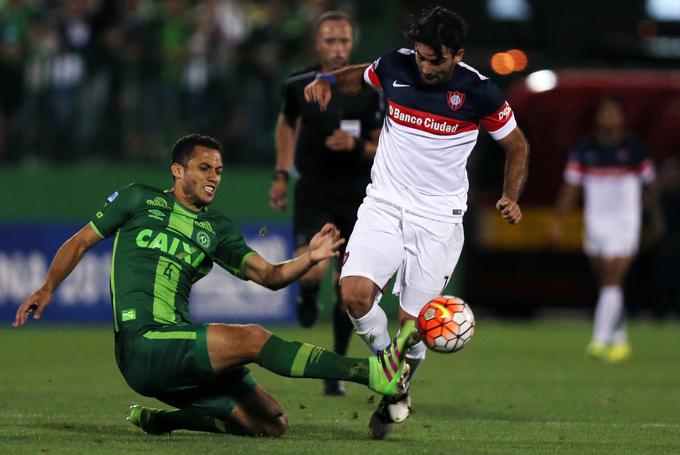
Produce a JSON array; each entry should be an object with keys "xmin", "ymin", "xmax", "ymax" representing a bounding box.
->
[
  {"xmin": 525, "ymin": 70, "xmax": 557, "ymax": 93},
  {"xmin": 487, "ymin": 0, "xmax": 532, "ymax": 21},
  {"xmin": 647, "ymin": 0, "xmax": 680, "ymax": 21}
]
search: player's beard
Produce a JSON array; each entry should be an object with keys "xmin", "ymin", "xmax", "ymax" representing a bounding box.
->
[
  {"xmin": 183, "ymin": 179, "xmax": 211, "ymax": 208},
  {"xmin": 418, "ymin": 65, "xmax": 455, "ymax": 86}
]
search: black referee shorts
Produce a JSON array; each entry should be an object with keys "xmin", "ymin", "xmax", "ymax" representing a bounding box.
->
[{"xmin": 293, "ymin": 176, "xmax": 368, "ymax": 268}]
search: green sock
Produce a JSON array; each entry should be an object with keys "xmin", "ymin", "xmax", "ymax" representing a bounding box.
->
[
  {"xmin": 153, "ymin": 409, "xmax": 245, "ymax": 435},
  {"xmin": 257, "ymin": 335, "xmax": 369, "ymax": 385}
]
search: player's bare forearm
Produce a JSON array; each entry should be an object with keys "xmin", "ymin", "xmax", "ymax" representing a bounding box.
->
[
  {"xmin": 245, "ymin": 254, "xmax": 316, "ymax": 291},
  {"xmin": 42, "ymin": 224, "xmax": 101, "ymax": 291},
  {"xmin": 549, "ymin": 182, "xmax": 580, "ymax": 243},
  {"xmin": 14, "ymin": 224, "xmax": 101, "ymax": 326},
  {"xmin": 243, "ymin": 224, "xmax": 343, "ymax": 290},
  {"xmin": 332, "ymin": 64, "xmax": 371, "ymax": 93},
  {"xmin": 643, "ymin": 182, "xmax": 666, "ymax": 236},
  {"xmin": 270, "ymin": 115, "xmax": 297, "ymax": 210},
  {"xmin": 554, "ymin": 182, "xmax": 580, "ymax": 217},
  {"xmin": 499, "ymin": 128, "xmax": 529, "ymax": 202},
  {"xmin": 304, "ymin": 64, "xmax": 370, "ymax": 111},
  {"xmin": 495, "ymin": 128, "xmax": 529, "ymax": 224},
  {"xmin": 274, "ymin": 114, "xmax": 296, "ymax": 171}
]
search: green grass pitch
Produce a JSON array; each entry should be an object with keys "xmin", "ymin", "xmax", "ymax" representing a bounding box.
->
[{"xmin": 2, "ymin": 320, "xmax": 679, "ymax": 454}]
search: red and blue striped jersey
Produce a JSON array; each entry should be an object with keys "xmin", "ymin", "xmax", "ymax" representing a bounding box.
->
[{"xmin": 362, "ymin": 48, "xmax": 517, "ymax": 220}]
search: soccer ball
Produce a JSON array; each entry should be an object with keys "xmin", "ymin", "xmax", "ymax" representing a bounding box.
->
[{"xmin": 417, "ymin": 295, "xmax": 475, "ymax": 353}]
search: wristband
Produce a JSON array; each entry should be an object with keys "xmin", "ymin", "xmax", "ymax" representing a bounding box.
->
[
  {"xmin": 315, "ymin": 73, "xmax": 336, "ymax": 85},
  {"xmin": 273, "ymin": 169, "xmax": 289, "ymax": 181}
]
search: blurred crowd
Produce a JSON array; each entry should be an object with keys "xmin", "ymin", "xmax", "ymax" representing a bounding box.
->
[{"xmin": 0, "ymin": 0, "xmax": 363, "ymax": 164}]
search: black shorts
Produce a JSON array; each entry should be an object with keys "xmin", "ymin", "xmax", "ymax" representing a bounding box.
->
[{"xmin": 293, "ymin": 176, "xmax": 368, "ymax": 267}]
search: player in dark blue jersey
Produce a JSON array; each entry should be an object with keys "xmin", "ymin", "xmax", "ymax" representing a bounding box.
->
[
  {"xmin": 268, "ymin": 11, "xmax": 382, "ymax": 396},
  {"xmin": 552, "ymin": 97, "xmax": 663, "ymax": 362},
  {"xmin": 304, "ymin": 7, "xmax": 529, "ymax": 439}
]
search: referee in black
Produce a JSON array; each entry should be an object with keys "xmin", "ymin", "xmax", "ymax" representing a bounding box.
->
[{"xmin": 269, "ymin": 11, "xmax": 382, "ymax": 396}]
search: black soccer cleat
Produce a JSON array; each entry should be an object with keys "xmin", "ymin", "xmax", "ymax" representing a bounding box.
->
[
  {"xmin": 368, "ymin": 395, "xmax": 395, "ymax": 440},
  {"xmin": 368, "ymin": 392, "xmax": 412, "ymax": 440}
]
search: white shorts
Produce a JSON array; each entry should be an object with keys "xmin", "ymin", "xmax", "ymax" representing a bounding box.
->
[
  {"xmin": 584, "ymin": 221, "xmax": 639, "ymax": 259},
  {"xmin": 340, "ymin": 197, "xmax": 464, "ymax": 317}
]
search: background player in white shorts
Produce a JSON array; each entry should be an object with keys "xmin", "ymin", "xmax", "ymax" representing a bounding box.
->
[
  {"xmin": 304, "ymin": 6, "xmax": 529, "ymax": 439},
  {"xmin": 552, "ymin": 97, "xmax": 662, "ymax": 362}
]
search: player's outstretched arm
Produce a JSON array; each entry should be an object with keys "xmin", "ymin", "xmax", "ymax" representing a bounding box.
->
[
  {"xmin": 13, "ymin": 224, "xmax": 102, "ymax": 327},
  {"xmin": 243, "ymin": 223, "xmax": 344, "ymax": 290},
  {"xmin": 495, "ymin": 127, "xmax": 530, "ymax": 225},
  {"xmin": 304, "ymin": 64, "xmax": 370, "ymax": 111},
  {"xmin": 269, "ymin": 114, "xmax": 297, "ymax": 211}
]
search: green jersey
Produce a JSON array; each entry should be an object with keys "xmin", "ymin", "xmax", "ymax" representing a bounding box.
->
[{"xmin": 89, "ymin": 183, "xmax": 255, "ymax": 332}]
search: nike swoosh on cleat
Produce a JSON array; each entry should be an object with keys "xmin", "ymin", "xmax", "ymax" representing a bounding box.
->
[{"xmin": 392, "ymin": 81, "xmax": 410, "ymax": 88}]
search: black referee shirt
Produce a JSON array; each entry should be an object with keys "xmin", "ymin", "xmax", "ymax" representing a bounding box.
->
[{"xmin": 280, "ymin": 64, "xmax": 383, "ymax": 183}]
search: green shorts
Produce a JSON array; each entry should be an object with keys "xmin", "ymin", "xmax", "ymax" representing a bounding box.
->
[{"xmin": 115, "ymin": 323, "xmax": 258, "ymax": 420}]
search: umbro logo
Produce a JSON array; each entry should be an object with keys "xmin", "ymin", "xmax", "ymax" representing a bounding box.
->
[
  {"xmin": 392, "ymin": 81, "xmax": 410, "ymax": 88},
  {"xmin": 147, "ymin": 209, "xmax": 166, "ymax": 221}
]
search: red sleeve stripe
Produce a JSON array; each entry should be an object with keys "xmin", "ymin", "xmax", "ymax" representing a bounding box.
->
[
  {"xmin": 567, "ymin": 161, "xmax": 656, "ymax": 176},
  {"xmin": 480, "ymin": 101, "xmax": 514, "ymax": 133},
  {"xmin": 565, "ymin": 161, "xmax": 583, "ymax": 174},
  {"xmin": 365, "ymin": 64, "xmax": 382, "ymax": 89}
]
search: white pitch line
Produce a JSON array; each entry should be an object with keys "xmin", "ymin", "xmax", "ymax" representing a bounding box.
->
[{"xmin": 544, "ymin": 421, "xmax": 680, "ymax": 429}]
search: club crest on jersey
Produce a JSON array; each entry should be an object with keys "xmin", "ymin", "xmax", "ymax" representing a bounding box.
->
[
  {"xmin": 447, "ymin": 91, "xmax": 465, "ymax": 111},
  {"xmin": 196, "ymin": 230, "xmax": 211, "ymax": 249}
]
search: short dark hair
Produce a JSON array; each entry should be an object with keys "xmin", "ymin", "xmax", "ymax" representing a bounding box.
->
[
  {"xmin": 315, "ymin": 10, "xmax": 354, "ymax": 37},
  {"xmin": 171, "ymin": 134, "xmax": 221, "ymax": 167},
  {"xmin": 406, "ymin": 6, "xmax": 469, "ymax": 60}
]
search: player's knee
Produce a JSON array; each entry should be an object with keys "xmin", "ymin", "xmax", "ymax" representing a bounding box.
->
[
  {"xmin": 241, "ymin": 324, "xmax": 271, "ymax": 350},
  {"xmin": 268, "ymin": 413, "xmax": 288, "ymax": 437},
  {"xmin": 340, "ymin": 286, "xmax": 372, "ymax": 317},
  {"xmin": 251, "ymin": 413, "xmax": 287, "ymax": 438}
]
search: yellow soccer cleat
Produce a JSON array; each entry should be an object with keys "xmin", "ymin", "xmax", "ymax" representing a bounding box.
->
[
  {"xmin": 607, "ymin": 342, "xmax": 631, "ymax": 363},
  {"xmin": 586, "ymin": 341, "xmax": 609, "ymax": 361}
]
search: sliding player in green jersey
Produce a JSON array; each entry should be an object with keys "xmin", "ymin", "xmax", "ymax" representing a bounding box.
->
[{"xmin": 13, "ymin": 134, "xmax": 416, "ymax": 437}]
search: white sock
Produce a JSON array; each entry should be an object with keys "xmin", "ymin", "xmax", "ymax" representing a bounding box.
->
[
  {"xmin": 592, "ymin": 286, "xmax": 624, "ymax": 345},
  {"xmin": 611, "ymin": 320, "xmax": 628, "ymax": 345},
  {"xmin": 347, "ymin": 302, "xmax": 391, "ymax": 354},
  {"xmin": 405, "ymin": 339, "xmax": 426, "ymax": 361},
  {"xmin": 405, "ymin": 340, "xmax": 426, "ymax": 380}
]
